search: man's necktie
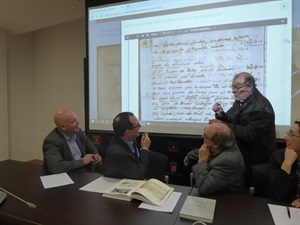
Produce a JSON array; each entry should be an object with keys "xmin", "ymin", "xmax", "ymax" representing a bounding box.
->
[{"xmin": 133, "ymin": 143, "xmax": 140, "ymax": 159}]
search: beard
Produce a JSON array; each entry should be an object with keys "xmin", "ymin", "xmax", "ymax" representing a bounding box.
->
[{"xmin": 234, "ymin": 91, "xmax": 252, "ymax": 102}]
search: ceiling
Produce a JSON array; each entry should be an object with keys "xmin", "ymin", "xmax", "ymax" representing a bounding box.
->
[{"xmin": 0, "ymin": 0, "xmax": 85, "ymax": 35}]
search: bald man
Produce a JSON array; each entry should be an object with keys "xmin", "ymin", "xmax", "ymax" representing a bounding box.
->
[
  {"xmin": 43, "ymin": 109, "xmax": 102, "ymax": 173},
  {"xmin": 184, "ymin": 123, "xmax": 245, "ymax": 195}
]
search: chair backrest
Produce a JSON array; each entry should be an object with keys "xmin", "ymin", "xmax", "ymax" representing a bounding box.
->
[
  {"xmin": 190, "ymin": 172, "xmax": 195, "ymax": 187},
  {"xmin": 251, "ymin": 162, "xmax": 272, "ymax": 197},
  {"xmin": 146, "ymin": 151, "xmax": 169, "ymax": 182}
]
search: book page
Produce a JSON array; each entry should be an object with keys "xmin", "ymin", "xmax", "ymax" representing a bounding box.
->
[
  {"xmin": 139, "ymin": 192, "xmax": 181, "ymax": 213},
  {"xmin": 103, "ymin": 179, "xmax": 145, "ymax": 201},
  {"xmin": 132, "ymin": 179, "xmax": 174, "ymax": 206}
]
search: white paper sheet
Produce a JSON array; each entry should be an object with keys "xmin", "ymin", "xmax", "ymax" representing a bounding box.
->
[
  {"xmin": 268, "ymin": 204, "xmax": 300, "ymax": 225},
  {"xmin": 138, "ymin": 192, "xmax": 182, "ymax": 213},
  {"xmin": 79, "ymin": 176, "xmax": 121, "ymax": 193},
  {"xmin": 40, "ymin": 173, "xmax": 74, "ymax": 189}
]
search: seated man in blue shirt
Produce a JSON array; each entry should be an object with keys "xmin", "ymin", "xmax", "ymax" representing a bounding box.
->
[
  {"xmin": 184, "ymin": 123, "xmax": 245, "ymax": 195},
  {"xmin": 43, "ymin": 109, "xmax": 102, "ymax": 173}
]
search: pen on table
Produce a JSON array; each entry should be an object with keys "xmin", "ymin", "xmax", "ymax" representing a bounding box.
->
[{"xmin": 287, "ymin": 206, "xmax": 291, "ymax": 219}]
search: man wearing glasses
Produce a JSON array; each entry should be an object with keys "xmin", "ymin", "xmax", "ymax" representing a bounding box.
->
[
  {"xmin": 253, "ymin": 120, "xmax": 300, "ymax": 203},
  {"xmin": 104, "ymin": 112, "xmax": 165, "ymax": 180},
  {"xmin": 209, "ymin": 72, "xmax": 276, "ymax": 187}
]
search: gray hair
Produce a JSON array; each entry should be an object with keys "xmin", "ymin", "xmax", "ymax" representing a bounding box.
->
[
  {"xmin": 211, "ymin": 124, "xmax": 235, "ymax": 149},
  {"xmin": 234, "ymin": 72, "xmax": 256, "ymax": 87}
]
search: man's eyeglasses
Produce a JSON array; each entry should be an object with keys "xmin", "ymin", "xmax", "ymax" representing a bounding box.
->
[
  {"xmin": 231, "ymin": 85, "xmax": 249, "ymax": 91},
  {"xmin": 286, "ymin": 130, "xmax": 300, "ymax": 138},
  {"xmin": 132, "ymin": 123, "xmax": 141, "ymax": 129}
]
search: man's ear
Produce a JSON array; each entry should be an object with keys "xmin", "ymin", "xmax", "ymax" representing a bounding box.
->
[
  {"xmin": 59, "ymin": 124, "xmax": 66, "ymax": 131},
  {"xmin": 246, "ymin": 84, "xmax": 253, "ymax": 92}
]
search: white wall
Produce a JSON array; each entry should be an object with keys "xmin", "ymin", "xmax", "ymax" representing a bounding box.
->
[
  {"xmin": 6, "ymin": 18, "xmax": 85, "ymax": 161},
  {"xmin": 0, "ymin": 29, "xmax": 9, "ymax": 160}
]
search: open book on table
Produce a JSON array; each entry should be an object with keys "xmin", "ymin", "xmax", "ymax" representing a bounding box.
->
[{"xmin": 102, "ymin": 178, "xmax": 174, "ymax": 206}]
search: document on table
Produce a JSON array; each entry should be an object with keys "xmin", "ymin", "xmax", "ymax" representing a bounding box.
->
[
  {"xmin": 138, "ymin": 192, "xmax": 182, "ymax": 213},
  {"xmin": 40, "ymin": 173, "xmax": 74, "ymax": 189},
  {"xmin": 268, "ymin": 204, "xmax": 300, "ymax": 225},
  {"xmin": 79, "ymin": 176, "xmax": 121, "ymax": 193}
]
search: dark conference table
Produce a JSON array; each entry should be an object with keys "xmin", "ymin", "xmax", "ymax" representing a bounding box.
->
[
  {"xmin": 0, "ymin": 160, "xmax": 191, "ymax": 225},
  {"xmin": 0, "ymin": 160, "xmax": 289, "ymax": 225},
  {"xmin": 175, "ymin": 188, "xmax": 289, "ymax": 225}
]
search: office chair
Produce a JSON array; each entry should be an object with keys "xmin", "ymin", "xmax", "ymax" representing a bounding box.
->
[
  {"xmin": 146, "ymin": 151, "xmax": 169, "ymax": 183},
  {"xmin": 190, "ymin": 172, "xmax": 195, "ymax": 187},
  {"xmin": 251, "ymin": 162, "xmax": 272, "ymax": 197}
]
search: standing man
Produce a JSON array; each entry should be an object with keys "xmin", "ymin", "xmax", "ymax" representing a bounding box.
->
[
  {"xmin": 210, "ymin": 72, "xmax": 276, "ymax": 185},
  {"xmin": 43, "ymin": 109, "xmax": 102, "ymax": 173},
  {"xmin": 183, "ymin": 123, "xmax": 245, "ymax": 195},
  {"xmin": 104, "ymin": 112, "xmax": 167, "ymax": 181}
]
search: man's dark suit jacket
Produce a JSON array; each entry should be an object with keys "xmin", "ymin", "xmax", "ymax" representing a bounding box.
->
[
  {"xmin": 253, "ymin": 149, "xmax": 298, "ymax": 201},
  {"xmin": 43, "ymin": 128, "xmax": 99, "ymax": 174},
  {"xmin": 216, "ymin": 88, "xmax": 276, "ymax": 167},
  {"xmin": 188, "ymin": 143, "xmax": 245, "ymax": 195},
  {"xmin": 104, "ymin": 136, "xmax": 151, "ymax": 180}
]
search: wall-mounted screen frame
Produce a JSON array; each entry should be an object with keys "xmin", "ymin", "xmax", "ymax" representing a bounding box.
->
[{"xmin": 85, "ymin": 0, "xmax": 300, "ymax": 138}]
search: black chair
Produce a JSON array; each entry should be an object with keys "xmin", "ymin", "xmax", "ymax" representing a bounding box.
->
[
  {"xmin": 190, "ymin": 172, "xmax": 195, "ymax": 187},
  {"xmin": 251, "ymin": 162, "xmax": 272, "ymax": 197},
  {"xmin": 146, "ymin": 151, "xmax": 169, "ymax": 183}
]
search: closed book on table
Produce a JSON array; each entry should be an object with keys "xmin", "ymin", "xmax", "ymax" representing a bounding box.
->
[{"xmin": 179, "ymin": 196, "xmax": 216, "ymax": 223}]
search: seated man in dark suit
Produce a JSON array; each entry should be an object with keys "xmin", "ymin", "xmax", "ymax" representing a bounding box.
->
[
  {"xmin": 183, "ymin": 123, "xmax": 245, "ymax": 195},
  {"xmin": 253, "ymin": 120, "xmax": 300, "ymax": 202},
  {"xmin": 104, "ymin": 112, "xmax": 168, "ymax": 181},
  {"xmin": 43, "ymin": 109, "xmax": 102, "ymax": 173}
]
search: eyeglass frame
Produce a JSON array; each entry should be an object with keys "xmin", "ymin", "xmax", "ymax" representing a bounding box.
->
[
  {"xmin": 230, "ymin": 84, "xmax": 251, "ymax": 91},
  {"xmin": 131, "ymin": 123, "xmax": 141, "ymax": 129},
  {"xmin": 286, "ymin": 130, "xmax": 300, "ymax": 138}
]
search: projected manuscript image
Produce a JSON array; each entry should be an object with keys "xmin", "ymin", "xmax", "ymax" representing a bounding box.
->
[
  {"xmin": 97, "ymin": 45, "xmax": 121, "ymax": 119},
  {"xmin": 139, "ymin": 27, "xmax": 266, "ymax": 123}
]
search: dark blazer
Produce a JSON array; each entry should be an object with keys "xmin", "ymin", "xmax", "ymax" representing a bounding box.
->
[
  {"xmin": 43, "ymin": 128, "xmax": 99, "ymax": 173},
  {"xmin": 104, "ymin": 136, "xmax": 151, "ymax": 180},
  {"xmin": 216, "ymin": 88, "xmax": 276, "ymax": 167},
  {"xmin": 188, "ymin": 143, "xmax": 245, "ymax": 195},
  {"xmin": 253, "ymin": 149, "xmax": 298, "ymax": 201}
]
